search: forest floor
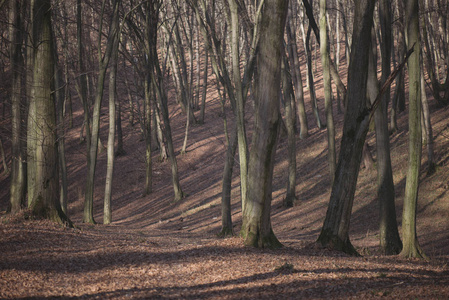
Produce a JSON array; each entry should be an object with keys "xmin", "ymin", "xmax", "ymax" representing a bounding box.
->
[{"xmin": 1, "ymin": 56, "xmax": 449, "ymax": 298}]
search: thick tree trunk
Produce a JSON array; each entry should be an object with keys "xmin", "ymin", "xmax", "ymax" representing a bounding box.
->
[
  {"xmin": 28, "ymin": 0, "xmax": 71, "ymax": 226},
  {"xmin": 317, "ymin": 0, "xmax": 375, "ymax": 255},
  {"xmin": 241, "ymin": 0, "xmax": 287, "ymax": 249}
]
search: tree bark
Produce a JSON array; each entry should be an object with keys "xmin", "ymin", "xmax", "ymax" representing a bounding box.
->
[
  {"xmin": 281, "ymin": 53, "xmax": 297, "ymax": 208},
  {"xmin": 104, "ymin": 34, "xmax": 120, "ymax": 225},
  {"xmin": 28, "ymin": 0, "xmax": 71, "ymax": 226},
  {"xmin": 320, "ymin": 0, "xmax": 336, "ymax": 183},
  {"xmin": 400, "ymin": 0, "xmax": 426, "ymax": 258},
  {"xmin": 241, "ymin": 0, "xmax": 287, "ymax": 249},
  {"xmin": 317, "ymin": 0, "xmax": 375, "ymax": 255},
  {"xmin": 9, "ymin": 0, "xmax": 26, "ymax": 213},
  {"xmin": 83, "ymin": 0, "xmax": 120, "ymax": 224}
]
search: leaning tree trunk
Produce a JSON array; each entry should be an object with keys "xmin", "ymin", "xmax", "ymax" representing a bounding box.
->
[
  {"xmin": 400, "ymin": 0, "xmax": 427, "ymax": 259},
  {"xmin": 241, "ymin": 0, "xmax": 287, "ymax": 249},
  {"xmin": 317, "ymin": 0, "xmax": 375, "ymax": 256}
]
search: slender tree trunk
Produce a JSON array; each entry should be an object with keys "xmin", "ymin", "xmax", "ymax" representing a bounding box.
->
[
  {"xmin": 54, "ymin": 44, "xmax": 68, "ymax": 215},
  {"xmin": 306, "ymin": 25, "xmax": 323, "ymax": 129},
  {"xmin": 228, "ymin": 0, "xmax": 249, "ymax": 214},
  {"xmin": 421, "ymin": 68, "xmax": 435, "ymax": 175},
  {"xmin": 286, "ymin": 15, "xmax": 308, "ymax": 139},
  {"xmin": 199, "ymin": 44, "xmax": 209, "ymax": 124},
  {"xmin": 219, "ymin": 128, "xmax": 237, "ymax": 237},
  {"xmin": 320, "ymin": 0, "xmax": 336, "ymax": 183},
  {"xmin": 83, "ymin": 0, "xmax": 120, "ymax": 224},
  {"xmin": 400, "ymin": 0, "xmax": 427, "ymax": 259},
  {"xmin": 241, "ymin": 0, "xmax": 287, "ymax": 249},
  {"xmin": 9, "ymin": 0, "xmax": 26, "ymax": 213},
  {"xmin": 281, "ymin": 54, "xmax": 297, "ymax": 208},
  {"xmin": 151, "ymin": 59, "xmax": 185, "ymax": 202},
  {"xmin": 143, "ymin": 78, "xmax": 153, "ymax": 195},
  {"xmin": 104, "ymin": 35, "xmax": 119, "ymax": 225},
  {"xmin": 26, "ymin": 0, "xmax": 36, "ymax": 207}
]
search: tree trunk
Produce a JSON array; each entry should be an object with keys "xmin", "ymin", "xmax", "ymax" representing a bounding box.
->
[
  {"xmin": 286, "ymin": 15, "xmax": 308, "ymax": 139},
  {"xmin": 400, "ymin": 0, "xmax": 426, "ymax": 259},
  {"xmin": 241, "ymin": 0, "xmax": 287, "ymax": 249},
  {"xmin": 83, "ymin": 0, "xmax": 120, "ymax": 224},
  {"xmin": 421, "ymin": 66, "xmax": 435, "ymax": 175},
  {"xmin": 367, "ymin": 20, "xmax": 402, "ymax": 255},
  {"xmin": 317, "ymin": 0, "xmax": 375, "ymax": 255},
  {"xmin": 28, "ymin": 0, "xmax": 71, "ymax": 226},
  {"xmin": 228, "ymin": 0, "xmax": 249, "ymax": 214},
  {"xmin": 281, "ymin": 53, "xmax": 297, "ymax": 208},
  {"xmin": 320, "ymin": 0, "xmax": 336, "ymax": 183},
  {"xmin": 104, "ymin": 35, "xmax": 119, "ymax": 225},
  {"xmin": 9, "ymin": 0, "xmax": 26, "ymax": 213},
  {"xmin": 219, "ymin": 128, "xmax": 237, "ymax": 237}
]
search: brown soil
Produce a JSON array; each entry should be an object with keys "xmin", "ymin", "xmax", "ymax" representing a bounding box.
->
[{"xmin": 1, "ymin": 60, "xmax": 449, "ymax": 299}]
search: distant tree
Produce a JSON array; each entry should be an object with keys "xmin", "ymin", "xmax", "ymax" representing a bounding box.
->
[{"xmin": 240, "ymin": 0, "xmax": 288, "ymax": 248}]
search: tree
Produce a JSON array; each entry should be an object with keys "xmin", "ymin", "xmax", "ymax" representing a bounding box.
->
[
  {"xmin": 400, "ymin": 0, "xmax": 427, "ymax": 259},
  {"xmin": 103, "ymin": 25, "xmax": 120, "ymax": 225},
  {"xmin": 375, "ymin": 0, "xmax": 402, "ymax": 255},
  {"xmin": 83, "ymin": 0, "xmax": 121, "ymax": 223},
  {"xmin": 317, "ymin": 0, "xmax": 375, "ymax": 255},
  {"xmin": 319, "ymin": 0, "xmax": 336, "ymax": 183},
  {"xmin": 240, "ymin": 0, "xmax": 288, "ymax": 249},
  {"xmin": 9, "ymin": 0, "xmax": 26, "ymax": 214},
  {"xmin": 27, "ymin": 0, "xmax": 70, "ymax": 225},
  {"xmin": 281, "ymin": 53, "xmax": 297, "ymax": 208}
]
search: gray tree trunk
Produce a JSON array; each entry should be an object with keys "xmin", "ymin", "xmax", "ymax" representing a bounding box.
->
[
  {"xmin": 28, "ymin": 0, "xmax": 71, "ymax": 225},
  {"xmin": 240, "ymin": 0, "xmax": 288, "ymax": 249}
]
